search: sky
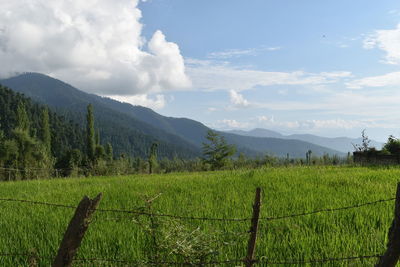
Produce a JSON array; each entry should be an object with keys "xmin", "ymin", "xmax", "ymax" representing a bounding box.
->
[{"xmin": 1, "ymin": 0, "xmax": 400, "ymax": 141}]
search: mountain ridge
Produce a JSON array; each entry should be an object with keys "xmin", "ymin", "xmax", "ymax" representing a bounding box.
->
[
  {"xmin": 1, "ymin": 73, "xmax": 345, "ymax": 158},
  {"xmin": 227, "ymin": 128, "xmax": 383, "ymax": 153}
]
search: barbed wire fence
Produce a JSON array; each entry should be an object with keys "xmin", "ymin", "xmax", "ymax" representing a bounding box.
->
[{"xmin": 1, "ymin": 184, "xmax": 400, "ymax": 266}]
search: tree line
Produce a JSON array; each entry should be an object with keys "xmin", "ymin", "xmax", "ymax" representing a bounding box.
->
[{"xmin": 0, "ymin": 84, "xmax": 353, "ymax": 181}]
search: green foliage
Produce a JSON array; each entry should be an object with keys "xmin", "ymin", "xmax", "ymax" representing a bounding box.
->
[
  {"xmin": 95, "ymin": 145, "xmax": 106, "ymax": 161},
  {"xmin": 105, "ymin": 142, "xmax": 113, "ymax": 161},
  {"xmin": 86, "ymin": 104, "xmax": 96, "ymax": 162},
  {"xmin": 353, "ymin": 129, "xmax": 373, "ymax": 152},
  {"xmin": 0, "ymin": 139, "xmax": 19, "ymax": 169},
  {"xmin": 202, "ymin": 130, "xmax": 236, "ymax": 170},
  {"xmin": 148, "ymin": 143, "xmax": 158, "ymax": 174},
  {"xmin": 39, "ymin": 108, "xmax": 51, "ymax": 152},
  {"xmin": 0, "ymin": 84, "xmax": 85, "ymax": 160},
  {"xmin": 16, "ymin": 103, "xmax": 30, "ymax": 132},
  {"xmin": 306, "ymin": 150, "xmax": 312, "ymax": 165},
  {"xmin": 383, "ymin": 135, "xmax": 400, "ymax": 155}
]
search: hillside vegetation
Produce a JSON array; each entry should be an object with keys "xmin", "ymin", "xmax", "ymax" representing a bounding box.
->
[
  {"xmin": 0, "ymin": 74, "xmax": 200, "ymax": 159},
  {"xmin": 0, "ymin": 166, "xmax": 397, "ymax": 266},
  {"xmin": 0, "ymin": 73, "xmax": 344, "ymax": 158}
]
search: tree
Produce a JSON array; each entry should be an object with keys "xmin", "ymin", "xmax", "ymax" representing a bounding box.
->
[
  {"xmin": 148, "ymin": 142, "xmax": 158, "ymax": 174},
  {"xmin": 86, "ymin": 104, "xmax": 96, "ymax": 162},
  {"xmin": 95, "ymin": 145, "xmax": 106, "ymax": 160},
  {"xmin": 105, "ymin": 142, "xmax": 113, "ymax": 161},
  {"xmin": 39, "ymin": 108, "xmax": 51, "ymax": 153},
  {"xmin": 306, "ymin": 150, "xmax": 312, "ymax": 165},
  {"xmin": 202, "ymin": 130, "xmax": 236, "ymax": 170},
  {"xmin": 16, "ymin": 102, "xmax": 30, "ymax": 132},
  {"xmin": 383, "ymin": 135, "xmax": 400, "ymax": 155},
  {"xmin": 352, "ymin": 129, "xmax": 372, "ymax": 152}
]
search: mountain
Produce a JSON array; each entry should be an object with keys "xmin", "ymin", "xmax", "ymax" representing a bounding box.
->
[
  {"xmin": 227, "ymin": 128, "xmax": 383, "ymax": 153},
  {"xmin": 1, "ymin": 73, "xmax": 344, "ymax": 158},
  {"xmin": 0, "ymin": 73, "xmax": 200, "ymax": 159},
  {"xmin": 228, "ymin": 128, "xmax": 284, "ymax": 139}
]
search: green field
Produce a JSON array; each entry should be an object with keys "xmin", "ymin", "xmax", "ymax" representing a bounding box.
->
[{"xmin": 0, "ymin": 166, "xmax": 399, "ymax": 266}]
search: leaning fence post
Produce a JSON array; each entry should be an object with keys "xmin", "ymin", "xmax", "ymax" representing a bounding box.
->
[
  {"xmin": 244, "ymin": 187, "xmax": 261, "ymax": 267},
  {"xmin": 376, "ymin": 183, "xmax": 400, "ymax": 267},
  {"xmin": 52, "ymin": 193, "xmax": 102, "ymax": 267}
]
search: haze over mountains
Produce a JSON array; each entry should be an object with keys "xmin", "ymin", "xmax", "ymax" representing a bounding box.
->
[
  {"xmin": 1, "ymin": 73, "xmax": 346, "ymax": 158},
  {"xmin": 228, "ymin": 128, "xmax": 382, "ymax": 153}
]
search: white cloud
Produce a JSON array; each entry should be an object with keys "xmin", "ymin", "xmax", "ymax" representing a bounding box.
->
[
  {"xmin": 187, "ymin": 60, "xmax": 352, "ymax": 91},
  {"xmin": 257, "ymin": 115, "xmax": 275, "ymax": 123},
  {"xmin": 229, "ymin": 90, "xmax": 249, "ymax": 108},
  {"xmin": 223, "ymin": 116, "xmax": 391, "ymax": 132},
  {"xmin": 363, "ymin": 23, "xmax": 400, "ymax": 64},
  {"xmin": 346, "ymin": 71, "xmax": 400, "ymax": 89},
  {"xmin": 217, "ymin": 119, "xmax": 250, "ymax": 129},
  {"xmin": 296, "ymin": 119, "xmax": 365, "ymax": 130},
  {"xmin": 0, "ymin": 0, "xmax": 191, "ymax": 97},
  {"xmin": 208, "ymin": 48, "xmax": 256, "ymax": 59},
  {"xmin": 207, "ymin": 46, "xmax": 281, "ymax": 59},
  {"xmin": 107, "ymin": 94, "xmax": 166, "ymax": 110}
]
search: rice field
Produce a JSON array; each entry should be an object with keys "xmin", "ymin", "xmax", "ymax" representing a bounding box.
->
[{"xmin": 0, "ymin": 166, "xmax": 399, "ymax": 266}]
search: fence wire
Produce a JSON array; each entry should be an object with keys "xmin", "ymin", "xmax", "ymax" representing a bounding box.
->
[
  {"xmin": 0, "ymin": 196, "xmax": 395, "ymax": 222},
  {"xmin": 1, "ymin": 253, "xmax": 381, "ymax": 266},
  {"xmin": 257, "ymin": 254, "xmax": 382, "ymax": 265},
  {"xmin": 263, "ymin": 197, "xmax": 396, "ymax": 221},
  {"xmin": 73, "ymin": 257, "xmax": 244, "ymax": 266},
  {"xmin": 0, "ymin": 193, "xmax": 394, "ymax": 266}
]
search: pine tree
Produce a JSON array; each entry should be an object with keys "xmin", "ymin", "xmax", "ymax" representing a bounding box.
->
[
  {"xmin": 95, "ymin": 129, "xmax": 100, "ymax": 145},
  {"xmin": 105, "ymin": 142, "xmax": 113, "ymax": 161},
  {"xmin": 16, "ymin": 102, "xmax": 30, "ymax": 132},
  {"xmin": 40, "ymin": 108, "xmax": 51, "ymax": 152},
  {"xmin": 148, "ymin": 142, "xmax": 158, "ymax": 174},
  {"xmin": 202, "ymin": 130, "xmax": 236, "ymax": 170},
  {"xmin": 86, "ymin": 104, "xmax": 96, "ymax": 162}
]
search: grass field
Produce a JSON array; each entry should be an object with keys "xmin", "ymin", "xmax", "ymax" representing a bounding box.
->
[{"xmin": 0, "ymin": 166, "xmax": 399, "ymax": 266}]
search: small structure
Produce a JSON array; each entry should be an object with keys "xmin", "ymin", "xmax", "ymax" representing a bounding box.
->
[{"xmin": 353, "ymin": 152, "xmax": 400, "ymax": 165}]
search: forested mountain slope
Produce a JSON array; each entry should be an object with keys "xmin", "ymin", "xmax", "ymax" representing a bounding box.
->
[
  {"xmin": 0, "ymin": 84, "xmax": 85, "ymax": 159},
  {"xmin": 1, "ymin": 73, "xmax": 200, "ymax": 159},
  {"xmin": 1, "ymin": 73, "xmax": 344, "ymax": 157}
]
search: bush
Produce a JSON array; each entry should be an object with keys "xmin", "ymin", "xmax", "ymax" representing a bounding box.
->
[{"xmin": 383, "ymin": 135, "xmax": 400, "ymax": 155}]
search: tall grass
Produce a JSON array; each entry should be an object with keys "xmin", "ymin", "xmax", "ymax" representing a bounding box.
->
[{"xmin": 0, "ymin": 166, "xmax": 399, "ymax": 266}]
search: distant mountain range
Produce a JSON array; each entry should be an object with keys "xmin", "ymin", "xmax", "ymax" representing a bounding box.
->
[
  {"xmin": 228, "ymin": 128, "xmax": 383, "ymax": 153},
  {"xmin": 1, "ymin": 73, "xmax": 345, "ymax": 158}
]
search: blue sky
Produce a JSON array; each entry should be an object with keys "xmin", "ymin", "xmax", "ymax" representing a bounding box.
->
[
  {"xmin": 1, "ymin": 0, "xmax": 400, "ymax": 142},
  {"xmin": 137, "ymin": 0, "xmax": 400, "ymax": 141}
]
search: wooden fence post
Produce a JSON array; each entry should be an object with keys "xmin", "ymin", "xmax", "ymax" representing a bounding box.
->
[
  {"xmin": 52, "ymin": 193, "xmax": 102, "ymax": 267},
  {"xmin": 244, "ymin": 187, "xmax": 261, "ymax": 267},
  {"xmin": 376, "ymin": 183, "xmax": 400, "ymax": 267}
]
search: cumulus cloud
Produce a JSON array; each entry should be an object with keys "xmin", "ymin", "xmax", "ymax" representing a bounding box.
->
[
  {"xmin": 363, "ymin": 23, "xmax": 400, "ymax": 64},
  {"xmin": 229, "ymin": 90, "xmax": 250, "ymax": 108},
  {"xmin": 0, "ymin": 0, "xmax": 191, "ymax": 96}
]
